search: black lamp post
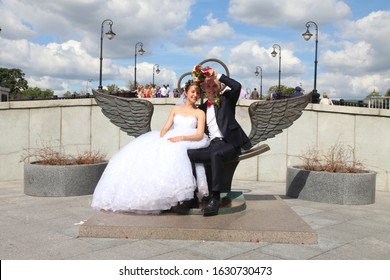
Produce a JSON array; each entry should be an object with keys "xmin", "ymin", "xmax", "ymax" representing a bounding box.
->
[
  {"xmin": 271, "ymin": 44, "xmax": 281, "ymax": 95},
  {"xmin": 98, "ymin": 19, "xmax": 116, "ymax": 90},
  {"xmin": 152, "ymin": 64, "xmax": 160, "ymax": 87},
  {"xmin": 134, "ymin": 42, "xmax": 145, "ymax": 90},
  {"xmin": 302, "ymin": 21, "xmax": 320, "ymax": 103},
  {"xmin": 254, "ymin": 66, "xmax": 263, "ymax": 99}
]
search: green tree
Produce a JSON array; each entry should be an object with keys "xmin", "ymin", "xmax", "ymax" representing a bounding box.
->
[
  {"xmin": 284, "ymin": 87, "xmax": 295, "ymax": 96},
  {"xmin": 72, "ymin": 91, "xmax": 81, "ymax": 97},
  {"xmin": 0, "ymin": 67, "xmax": 29, "ymax": 99},
  {"xmin": 267, "ymin": 85, "xmax": 297, "ymax": 97},
  {"xmin": 63, "ymin": 91, "xmax": 73, "ymax": 98},
  {"xmin": 19, "ymin": 87, "xmax": 54, "ymax": 99},
  {"xmin": 106, "ymin": 84, "xmax": 119, "ymax": 93}
]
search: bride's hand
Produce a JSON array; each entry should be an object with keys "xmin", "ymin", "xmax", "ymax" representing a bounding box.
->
[{"xmin": 168, "ymin": 136, "xmax": 185, "ymax": 143}]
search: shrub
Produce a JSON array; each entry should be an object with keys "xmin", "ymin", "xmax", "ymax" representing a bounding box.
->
[
  {"xmin": 298, "ymin": 143, "xmax": 366, "ymax": 173},
  {"xmin": 20, "ymin": 144, "xmax": 106, "ymax": 166}
]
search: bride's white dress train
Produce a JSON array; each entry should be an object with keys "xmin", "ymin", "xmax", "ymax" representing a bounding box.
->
[{"xmin": 91, "ymin": 114, "xmax": 209, "ymax": 213}]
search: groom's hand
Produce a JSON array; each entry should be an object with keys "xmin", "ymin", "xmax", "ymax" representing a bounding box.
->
[{"xmin": 203, "ymin": 67, "xmax": 217, "ymax": 79}]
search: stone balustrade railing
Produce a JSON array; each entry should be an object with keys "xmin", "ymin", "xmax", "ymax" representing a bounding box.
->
[
  {"xmin": 369, "ymin": 96, "xmax": 390, "ymax": 109},
  {"xmin": 1, "ymin": 98, "xmax": 389, "ymax": 191}
]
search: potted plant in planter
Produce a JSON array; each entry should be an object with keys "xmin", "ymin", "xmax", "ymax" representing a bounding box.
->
[
  {"xmin": 286, "ymin": 144, "xmax": 376, "ymax": 205},
  {"xmin": 21, "ymin": 144, "xmax": 107, "ymax": 197}
]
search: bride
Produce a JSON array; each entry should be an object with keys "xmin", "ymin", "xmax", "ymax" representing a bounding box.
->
[{"xmin": 91, "ymin": 80, "xmax": 209, "ymax": 213}]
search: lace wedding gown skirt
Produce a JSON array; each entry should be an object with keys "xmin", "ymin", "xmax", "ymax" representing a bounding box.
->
[{"xmin": 91, "ymin": 114, "xmax": 209, "ymax": 213}]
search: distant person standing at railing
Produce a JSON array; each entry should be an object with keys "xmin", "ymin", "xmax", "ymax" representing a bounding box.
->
[
  {"xmin": 250, "ymin": 88, "xmax": 259, "ymax": 99},
  {"xmin": 151, "ymin": 85, "xmax": 157, "ymax": 98},
  {"xmin": 166, "ymin": 84, "xmax": 172, "ymax": 98},
  {"xmin": 290, "ymin": 86, "xmax": 303, "ymax": 98},
  {"xmin": 160, "ymin": 84, "xmax": 168, "ymax": 98},
  {"xmin": 320, "ymin": 92, "xmax": 333, "ymax": 105},
  {"xmin": 136, "ymin": 86, "xmax": 144, "ymax": 98}
]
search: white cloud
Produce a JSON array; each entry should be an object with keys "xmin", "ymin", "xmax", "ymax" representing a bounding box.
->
[
  {"xmin": 322, "ymin": 41, "xmax": 375, "ymax": 72},
  {"xmin": 339, "ymin": 11, "xmax": 390, "ymax": 70},
  {"xmin": 186, "ymin": 13, "xmax": 235, "ymax": 45},
  {"xmin": 0, "ymin": 0, "xmax": 195, "ymax": 93},
  {"xmin": 1, "ymin": 39, "xmax": 101, "ymax": 79},
  {"xmin": 228, "ymin": 0, "xmax": 351, "ymax": 27},
  {"xmin": 225, "ymin": 41, "xmax": 306, "ymax": 94},
  {"xmin": 316, "ymin": 10, "xmax": 390, "ymax": 97},
  {"xmin": 206, "ymin": 46, "xmax": 225, "ymax": 58}
]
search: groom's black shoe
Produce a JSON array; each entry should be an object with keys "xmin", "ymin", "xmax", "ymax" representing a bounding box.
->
[
  {"xmin": 202, "ymin": 197, "xmax": 220, "ymax": 216},
  {"xmin": 172, "ymin": 198, "xmax": 199, "ymax": 215}
]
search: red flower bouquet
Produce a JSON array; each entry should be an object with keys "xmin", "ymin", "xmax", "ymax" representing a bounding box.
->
[{"xmin": 191, "ymin": 65, "xmax": 211, "ymax": 86}]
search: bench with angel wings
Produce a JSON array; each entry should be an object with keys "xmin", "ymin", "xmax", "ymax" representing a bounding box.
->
[{"xmin": 92, "ymin": 58, "xmax": 311, "ymax": 194}]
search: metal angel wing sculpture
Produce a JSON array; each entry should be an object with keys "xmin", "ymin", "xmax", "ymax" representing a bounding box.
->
[
  {"xmin": 93, "ymin": 58, "xmax": 311, "ymax": 146},
  {"xmin": 248, "ymin": 93, "xmax": 311, "ymax": 147},
  {"xmin": 92, "ymin": 89, "xmax": 153, "ymax": 138}
]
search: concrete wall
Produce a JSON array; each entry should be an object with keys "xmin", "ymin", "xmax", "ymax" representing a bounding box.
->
[{"xmin": 1, "ymin": 98, "xmax": 389, "ymax": 191}]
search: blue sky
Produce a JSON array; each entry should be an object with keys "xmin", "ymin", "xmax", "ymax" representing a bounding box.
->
[{"xmin": 0, "ymin": 0, "xmax": 389, "ymax": 99}]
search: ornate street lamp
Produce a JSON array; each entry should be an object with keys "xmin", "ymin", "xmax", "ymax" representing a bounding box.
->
[
  {"xmin": 254, "ymin": 66, "xmax": 263, "ymax": 99},
  {"xmin": 134, "ymin": 42, "xmax": 145, "ymax": 89},
  {"xmin": 302, "ymin": 21, "xmax": 320, "ymax": 103},
  {"xmin": 98, "ymin": 19, "xmax": 116, "ymax": 90},
  {"xmin": 271, "ymin": 44, "xmax": 281, "ymax": 95},
  {"xmin": 152, "ymin": 64, "xmax": 160, "ymax": 87}
]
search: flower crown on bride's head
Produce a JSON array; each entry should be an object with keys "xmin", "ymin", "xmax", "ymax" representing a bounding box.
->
[
  {"xmin": 191, "ymin": 65, "xmax": 211, "ymax": 86},
  {"xmin": 184, "ymin": 79, "xmax": 201, "ymax": 92}
]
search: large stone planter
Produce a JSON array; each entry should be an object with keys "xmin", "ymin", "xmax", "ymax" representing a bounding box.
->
[
  {"xmin": 24, "ymin": 161, "xmax": 108, "ymax": 197},
  {"xmin": 286, "ymin": 166, "xmax": 376, "ymax": 205}
]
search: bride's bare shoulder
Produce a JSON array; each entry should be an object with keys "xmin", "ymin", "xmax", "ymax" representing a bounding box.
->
[{"xmin": 195, "ymin": 107, "xmax": 205, "ymax": 118}]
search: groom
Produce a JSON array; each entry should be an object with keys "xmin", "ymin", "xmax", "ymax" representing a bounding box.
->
[{"xmin": 186, "ymin": 67, "xmax": 252, "ymax": 216}]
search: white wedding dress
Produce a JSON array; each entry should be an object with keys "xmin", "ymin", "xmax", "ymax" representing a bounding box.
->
[{"xmin": 91, "ymin": 114, "xmax": 210, "ymax": 213}]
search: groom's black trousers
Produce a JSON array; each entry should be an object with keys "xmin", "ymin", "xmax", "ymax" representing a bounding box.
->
[{"xmin": 188, "ymin": 139, "xmax": 239, "ymax": 193}]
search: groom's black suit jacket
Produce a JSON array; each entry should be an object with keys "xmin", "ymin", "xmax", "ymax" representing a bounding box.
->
[{"xmin": 198, "ymin": 74, "xmax": 252, "ymax": 151}]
